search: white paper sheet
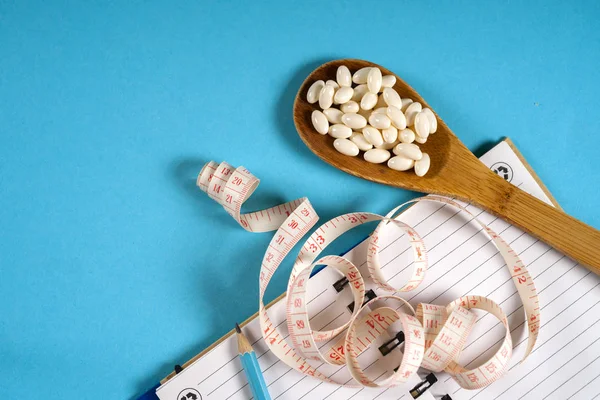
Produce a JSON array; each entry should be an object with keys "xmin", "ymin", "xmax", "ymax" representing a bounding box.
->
[{"xmin": 157, "ymin": 141, "xmax": 600, "ymax": 400}]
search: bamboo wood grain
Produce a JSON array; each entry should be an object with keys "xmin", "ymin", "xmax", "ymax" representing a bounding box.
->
[{"xmin": 293, "ymin": 59, "xmax": 600, "ymax": 274}]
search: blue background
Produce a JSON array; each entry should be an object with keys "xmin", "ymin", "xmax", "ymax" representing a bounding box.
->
[{"xmin": 1, "ymin": 1, "xmax": 599, "ymax": 398}]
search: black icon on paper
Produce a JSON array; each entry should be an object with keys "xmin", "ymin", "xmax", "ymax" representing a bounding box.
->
[
  {"xmin": 178, "ymin": 388, "xmax": 202, "ymax": 400},
  {"xmin": 490, "ymin": 162, "xmax": 513, "ymax": 182}
]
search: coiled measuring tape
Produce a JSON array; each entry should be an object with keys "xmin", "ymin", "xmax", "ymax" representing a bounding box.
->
[{"xmin": 197, "ymin": 161, "xmax": 540, "ymax": 391}]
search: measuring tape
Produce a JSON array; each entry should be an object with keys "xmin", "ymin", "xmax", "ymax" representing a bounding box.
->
[{"xmin": 197, "ymin": 161, "xmax": 540, "ymax": 391}]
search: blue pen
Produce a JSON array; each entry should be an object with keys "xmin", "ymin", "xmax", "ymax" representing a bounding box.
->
[{"xmin": 235, "ymin": 323, "xmax": 272, "ymax": 400}]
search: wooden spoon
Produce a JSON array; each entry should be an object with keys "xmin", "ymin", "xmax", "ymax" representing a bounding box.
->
[{"xmin": 293, "ymin": 59, "xmax": 600, "ymax": 274}]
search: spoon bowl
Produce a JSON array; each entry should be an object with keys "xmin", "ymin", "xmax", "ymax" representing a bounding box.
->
[{"xmin": 293, "ymin": 59, "xmax": 600, "ymax": 274}]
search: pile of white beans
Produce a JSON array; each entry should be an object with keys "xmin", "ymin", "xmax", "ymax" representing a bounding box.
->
[{"xmin": 308, "ymin": 65, "xmax": 436, "ymax": 176}]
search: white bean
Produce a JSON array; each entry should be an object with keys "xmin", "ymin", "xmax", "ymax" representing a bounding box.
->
[
  {"xmin": 364, "ymin": 148, "xmax": 390, "ymax": 164},
  {"xmin": 414, "ymin": 112, "xmax": 430, "ymax": 139},
  {"xmin": 334, "ymin": 86, "xmax": 354, "ymax": 104},
  {"xmin": 382, "ymin": 87, "xmax": 402, "ymax": 108},
  {"xmin": 393, "ymin": 143, "xmax": 422, "ymax": 160},
  {"xmin": 352, "ymin": 67, "xmax": 371, "ymax": 84},
  {"xmin": 307, "ymin": 80, "xmax": 324, "ymax": 104},
  {"xmin": 352, "ymin": 84, "xmax": 368, "ymax": 102},
  {"xmin": 323, "ymin": 108, "xmax": 343, "ymax": 124},
  {"xmin": 381, "ymin": 75, "xmax": 396, "ymax": 88},
  {"xmin": 421, "ymin": 108, "xmax": 437, "ymax": 133},
  {"xmin": 414, "ymin": 153, "xmax": 430, "ymax": 176},
  {"xmin": 399, "ymin": 128, "xmax": 416, "ymax": 143},
  {"xmin": 400, "ymin": 98, "xmax": 414, "ymax": 112},
  {"xmin": 350, "ymin": 132, "xmax": 373, "ymax": 151},
  {"xmin": 336, "ymin": 65, "xmax": 352, "ymax": 87},
  {"xmin": 360, "ymin": 92, "xmax": 378, "ymax": 110},
  {"xmin": 382, "ymin": 126, "xmax": 398, "ymax": 143},
  {"xmin": 334, "ymin": 138, "xmax": 359, "ymax": 156},
  {"xmin": 362, "ymin": 126, "xmax": 384, "ymax": 147},
  {"xmin": 388, "ymin": 156, "xmax": 415, "ymax": 171},
  {"xmin": 319, "ymin": 85, "xmax": 335, "ymax": 109},
  {"xmin": 308, "ymin": 69, "xmax": 434, "ymax": 180},
  {"xmin": 367, "ymin": 67, "xmax": 382, "ymax": 93},
  {"xmin": 368, "ymin": 113, "xmax": 391, "ymax": 129},
  {"xmin": 340, "ymin": 101, "xmax": 359, "ymax": 113},
  {"xmin": 328, "ymin": 124, "xmax": 352, "ymax": 139},
  {"xmin": 341, "ymin": 113, "xmax": 367, "ymax": 129},
  {"xmin": 311, "ymin": 110, "xmax": 329, "ymax": 135},
  {"xmin": 404, "ymin": 102, "xmax": 422, "ymax": 126},
  {"xmin": 386, "ymin": 106, "xmax": 407, "ymax": 130}
]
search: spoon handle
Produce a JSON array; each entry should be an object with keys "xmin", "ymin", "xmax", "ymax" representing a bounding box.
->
[{"xmin": 474, "ymin": 172, "xmax": 600, "ymax": 274}]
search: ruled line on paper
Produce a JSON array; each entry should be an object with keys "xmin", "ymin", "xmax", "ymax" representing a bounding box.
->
[
  {"xmin": 567, "ymin": 370, "xmax": 600, "ymax": 399},
  {"xmin": 516, "ymin": 333, "xmax": 600, "ymax": 399}
]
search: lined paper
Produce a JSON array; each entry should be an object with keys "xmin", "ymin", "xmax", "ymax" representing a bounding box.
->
[{"xmin": 157, "ymin": 141, "xmax": 600, "ymax": 400}]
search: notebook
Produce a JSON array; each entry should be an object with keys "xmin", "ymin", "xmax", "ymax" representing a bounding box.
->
[{"xmin": 155, "ymin": 138, "xmax": 600, "ymax": 400}]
